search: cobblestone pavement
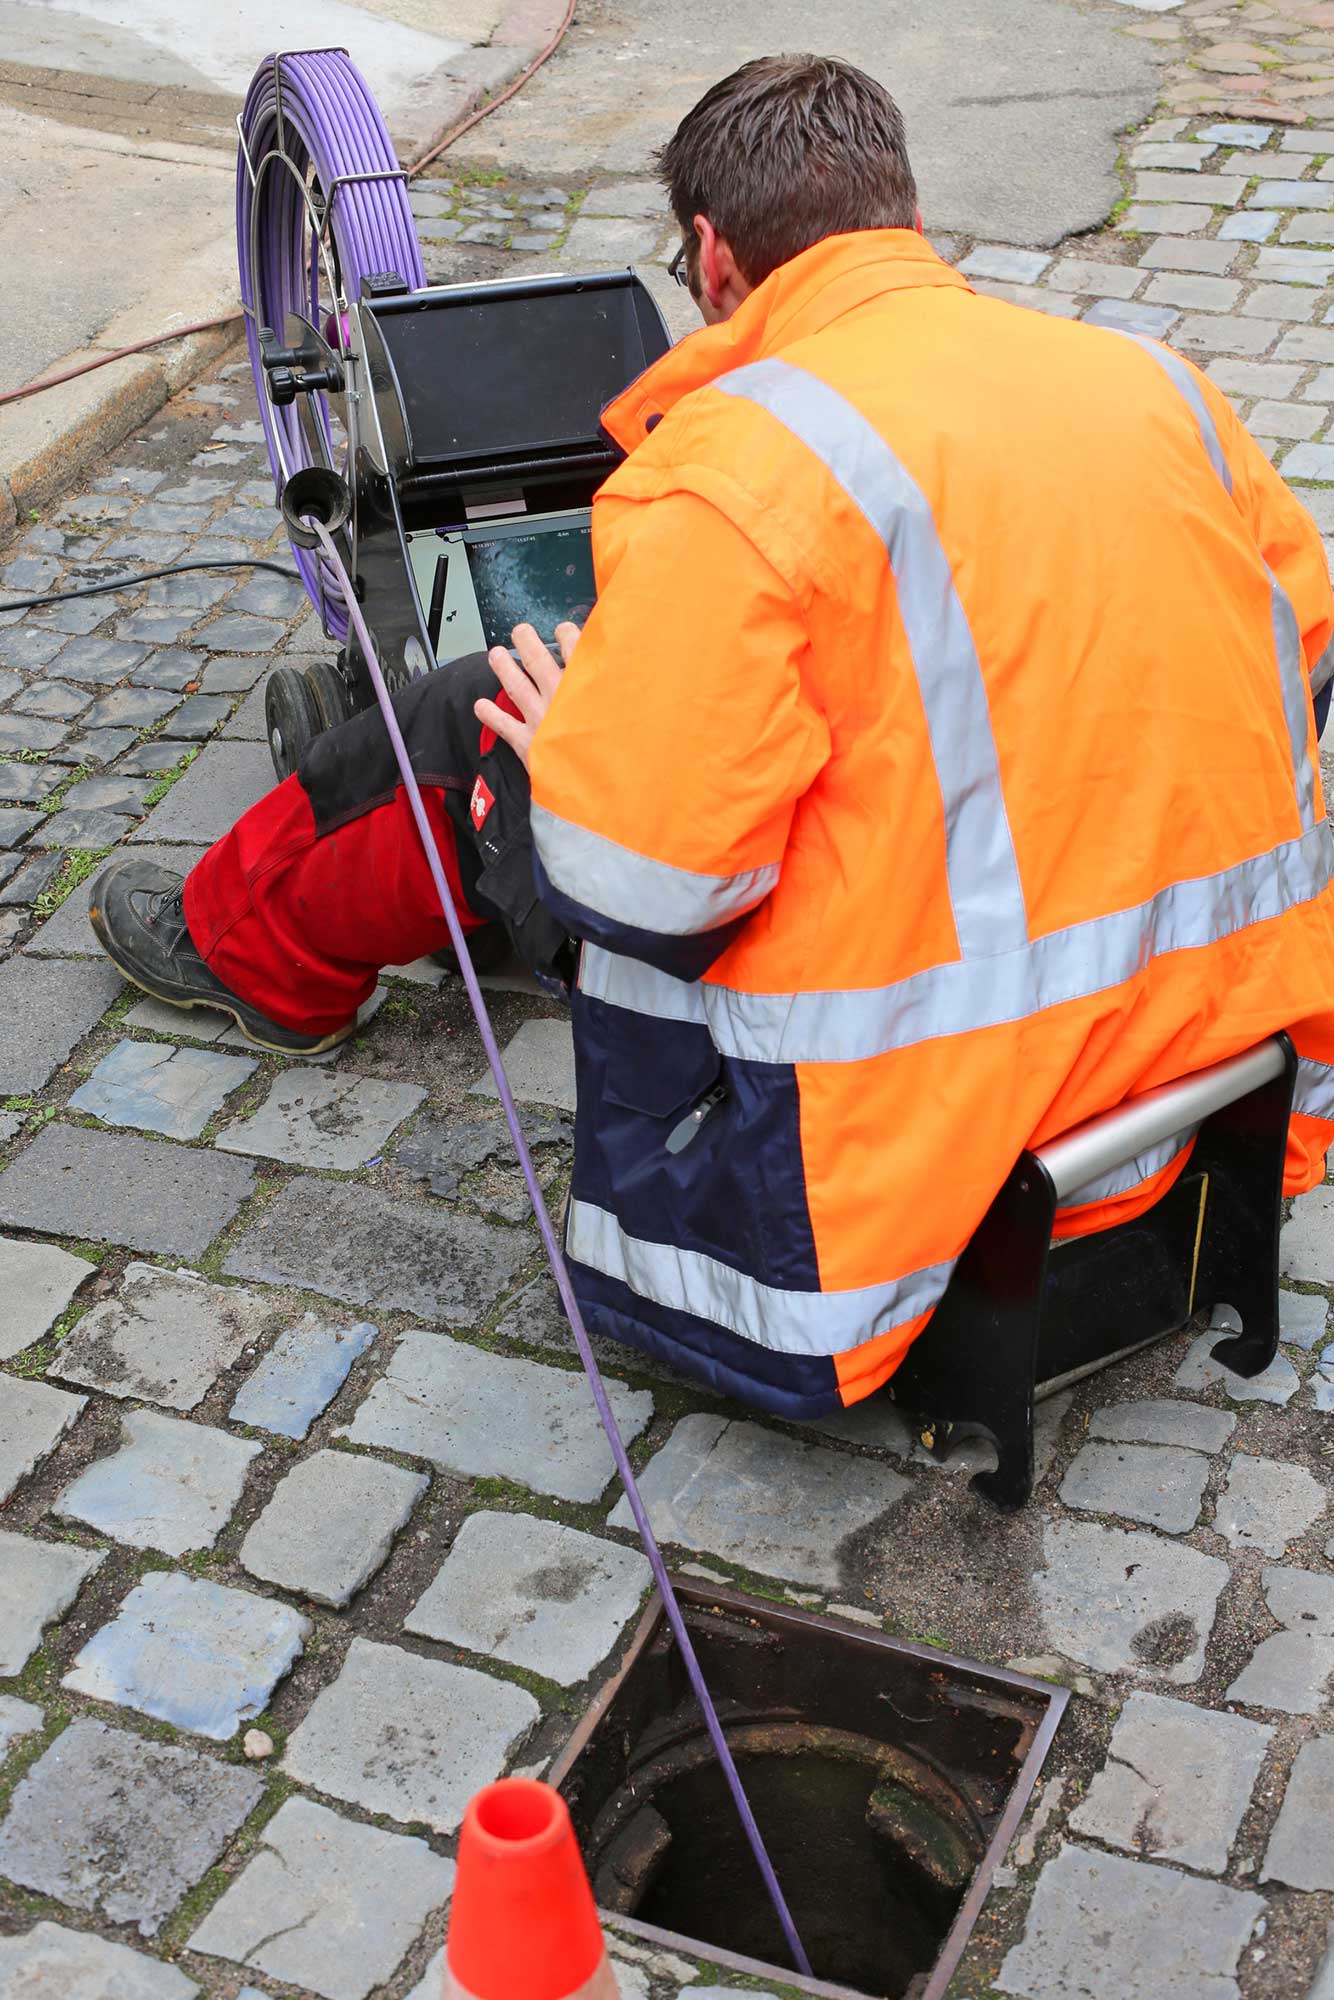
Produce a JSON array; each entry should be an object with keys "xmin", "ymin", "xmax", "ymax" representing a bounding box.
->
[{"xmin": 10, "ymin": 3, "xmax": 1334, "ymax": 1997}]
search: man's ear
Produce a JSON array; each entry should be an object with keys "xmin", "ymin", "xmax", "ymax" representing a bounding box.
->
[
  {"xmin": 694, "ymin": 212, "xmax": 731, "ymax": 309},
  {"xmin": 914, "ymin": 205, "xmax": 925, "ymax": 237}
]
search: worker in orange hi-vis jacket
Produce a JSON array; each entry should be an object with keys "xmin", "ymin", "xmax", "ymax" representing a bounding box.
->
[{"xmin": 92, "ymin": 55, "xmax": 1334, "ymax": 1423}]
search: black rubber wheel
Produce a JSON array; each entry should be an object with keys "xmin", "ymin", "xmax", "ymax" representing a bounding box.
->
[
  {"xmin": 266, "ymin": 665, "xmax": 322, "ymax": 782},
  {"xmin": 306, "ymin": 658, "xmax": 353, "ymax": 735}
]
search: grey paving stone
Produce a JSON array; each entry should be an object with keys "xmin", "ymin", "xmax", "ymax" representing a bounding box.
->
[
  {"xmin": 0, "ymin": 1530, "xmax": 104, "ymax": 1675},
  {"xmin": 997, "ymin": 1844, "xmax": 1264, "ymax": 2000},
  {"xmin": 1175, "ymin": 313, "xmax": 1283, "ymax": 357},
  {"xmin": 129, "ymin": 647, "xmax": 207, "ymax": 693},
  {"xmin": 1138, "ymin": 236, "xmax": 1239, "ymax": 275},
  {"xmin": 608, "ymin": 1413, "xmax": 910, "ymax": 1589},
  {"xmin": 1131, "ymin": 143, "xmax": 1216, "ymax": 173},
  {"xmin": 1256, "ymin": 247, "xmax": 1334, "ymax": 285},
  {"xmin": 199, "ymin": 654, "xmax": 268, "ymax": 693},
  {"xmin": 1088, "ymin": 1399, "xmax": 1235, "ymax": 1453},
  {"xmin": 0, "ymin": 953, "xmax": 122, "ymax": 1092},
  {"xmin": 961, "ymin": 245, "xmax": 1051, "ymax": 284},
  {"xmin": 240, "ymin": 1447, "xmax": 425, "ymax": 1606},
  {"xmin": 563, "ymin": 215, "xmax": 661, "ymax": 264},
  {"xmin": 12, "ymin": 680, "xmax": 89, "ymax": 720},
  {"xmin": 0, "ymin": 1234, "xmax": 95, "ymax": 1360},
  {"xmin": 1228, "ymin": 1630, "xmax": 1334, "ymax": 1714},
  {"xmin": 470, "ymin": 1017, "xmax": 577, "ymax": 1111},
  {"xmin": 1264, "ymin": 1562, "xmax": 1334, "ymax": 1637},
  {"xmin": 1281, "ymin": 1289, "xmax": 1331, "ymax": 1349},
  {"xmin": 1067, "ymin": 1691, "xmax": 1271, "ymax": 1874},
  {"xmin": 406, "ymin": 1509, "xmax": 650, "ymax": 1684},
  {"xmin": 1060, "ymin": 1441, "xmax": 1209, "ymax": 1533},
  {"xmin": 0, "ymin": 1717, "xmax": 261, "ymax": 1935},
  {"xmin": 1035, "ymin": 1519, "xmax": 1228, "ymax": 1683},
  {"xmin": 54, "ymin": 1262, "xmax": 275, "ymax": 1409},
  {"xmin": 1136, "ymin": 171, "xmax": 1246, "ymax": 206},
  {"xmin": 1283, "ymin": 1188, "xmax": 1334, "ymax": 1282},
  {"xmin": 1246, "ymin": 285, "xmax": 1323, "ymax": 324},
  {"xmin": 0, "ymin": 626, "xmax": 65, "ymax": 669},
  {"xmin": 216, "ymin": 1069, "xmax": 425, "ymax": 1169},
  {"xmin": 101, "ymin": 533, "xmax": 187, "ymax": 565},
  {"xmin": 130, "ymin": 501, "xmax": 212, "ymax": 534},
  {"xmin": 226, "ymin": 571, "xmax": 308, "ymax": 618},
  {"xmin": 129, "ymin": 738, "xmax": 272, "ymax": 843},
  {"xmin": 56, "ymin": 1408, "xmax": 260, "ymax": 1556},
  {"xmin": 342, "ymin": 1329, "xmax": 651, "ymax": 1502},
  {"xmin": 581, "ymin": 180, "xmax": 668, "ymax": 218},
  {"xmin": 68, "ymin": 1038, "xmax": 256, "ymax": 1140},
  {"xmin": 117, "ymin": 610, "xmax": 198, "ymax": 648},
  {"xmin": 31, "ymin": 805, "xmax": 136, "ymax": 849},
  {"xmin": 161, "ymin": 693, "xmax": 232, "ymax": 740},
  {"xmin": 209, "ymin": 506, "xmax": 281, "ymax": 544},
  {"xmin": 24, "ymin": 842, "xmax": 203, "ymax": 955},
  {"xmin": 0, "ymin": 713, "xmax": 66, "ymax": 755},
  {"xmin": 62, "ymin": 772, "xmax": 153, "ymax": 814},
  {"xmin": 977, "ymin": 279, "xmax": 1080, "ymax": 319},
  {"xmin": 82, "ymin": 686, "xmax": 178, "ymax": 732},
  {"xmin": 223, "ymin": 1176, "xmax": 531, "ymax": 1321},
  {"xmin": 1144, "ymin": 271, "xmax": 1241, "ymax": 311},
  {"xmin": 1174, "ymin": 1327, "xmax": 1300, "ymax": 1404},
  {"xmin": 229, "ymin": 1311, "xmax": 376, "ymax": 1437},
  {"xmin": 190, "ymin": 1795, "xmax": 452, "ymax": 2000},
  {"xmin": 0, "ymin": 1376, "xmax": 86, "ymax": 1502},
  {"xmin": 405, "ymin": 1951, "xmax": 449, "ymax": 2000},
  {"xmin": 221, "ymin": 679, "xmax": 268, "ymax": 739},
  {"xmin": 0, "ymin": 1695, "xmax": 42, "ymax": 1757},
  {"xmin": 199, "ymin": 613, "xmax": 287, "ymax": 653},
  {"xmin": 0, "ymin": 1112, "xmax": 21, "ymax": 1142},
  {"xmin": 1250, "ymin": 399, "xmax": 1326, "ymax": 439},
  {"xmin": 1213, "ymin": 1453, "xmax": 1326, "ymax": 1556},
  {"xmin": 52, "ymin": 636, "xmax": 149, "ymax": 685},
  {"xmin": 1255, "ymin": 181, "xmax": 1334, "ymax": 209},
  {"xmin": 59, "ymin": 727, "xmax": 139, "ymax": 765},
  {"xmin": 1201, "ymin": 122, "xmax": 1273, "ymax": 149},
  {"xmin": 1263, "ymin": 1736, "xmax": 1334, "ymax": 1889},
  {"xmin": 1309, "ymin": 1925, "xmax": 1334, "ymax": 2000},
  {"xmin": 116, "ymin": 741, "xmax": 194, "ymax": 776},
  {"xmin": 0, "ymin": 849, "xmax": 61, "ymax": 905},
  {"xmin": 0, "ymin": 806, "xmax": 41, "ymax": 846},
  {"xmin": 0, "ymin": 1125, "xmax": 253, "ymax": 1258},
  {"xmin": 283, "ymin": 1635, "xmax": 538, "ymax": 1833},
  {"xmin": 1277, "ymin": 326, "xmax": 1334, "ymax": 363},
  {"xmin": 95, "ymin": 467, "xmax": 165, "ymax": 495},
  {"xmin": 0, "ymin": 758, "xmax": 63, "ymax": 804},
  {"xmin": 124, "ymin": 993, "xmax": 231, "ymax": 1040},
  {"xmin": 395, "ymin": 1108, "xmax": 571, "ymax": 1197},
  {"xmin": 0, "ymin": 1922, "xmax": 199, "ymax": 1997},
  {"xmin": 63, "ymin": 1571, "xmax": 309, "ymax": 1739}
]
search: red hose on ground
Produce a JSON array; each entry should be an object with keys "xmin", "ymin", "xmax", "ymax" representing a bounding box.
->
[{"xmin": 0, "ymin": 0, "xmax": 579, "ymax": 410}]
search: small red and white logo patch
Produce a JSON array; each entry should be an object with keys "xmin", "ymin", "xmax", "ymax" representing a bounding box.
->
[{"xmin": 470, "ymin": 774, "xmax": 496, "ymax": 831}]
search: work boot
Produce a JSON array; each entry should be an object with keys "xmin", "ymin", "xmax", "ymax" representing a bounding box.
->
[{"xmin": 88, "ymin": 858, "xmax": 356, "ymax": 1057}]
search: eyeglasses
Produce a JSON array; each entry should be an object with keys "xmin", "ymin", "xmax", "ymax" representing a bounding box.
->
[{"xmin": 668, "ymin": 240, "xmax": 691, "ymax": 289}]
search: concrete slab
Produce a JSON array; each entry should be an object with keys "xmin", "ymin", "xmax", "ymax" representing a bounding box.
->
[
  {"xmin": 0, "ymin": 1376, "xmax": 87, "ymax": 1503},
  {"xmin": 0, "ymin": 1923, "xmax": 198, "ymax": 1998},
  {"xmin": 0, "ymin": 1717, "xmax": 261, "ymax": 1936},
  {"xmin": 239, "ymin": 1448, "xmax": 426, "ymax": 1607},
  {"xmin": 0, "ymin": 953, "xmax": 123, "ymax": 1092},
  {"xmin": 282, "ymin": 1635, "xmax": 538, "ymax": 1834},
  {"xmin": 448, "ymin": 0, "xmax": 1159, "ymax": 247},
  {"xmin": 228, "ymin": 1311, "xmax": 376, "ymax": 1438},
  {"xmin": 0, "ymin": 1125, "xmax": 255, "ymax": 1257},
  {"xmin": 0, "ymin": 1529, "xmax": 104, "ymax": 1676},
  {"xmin": 406, "ymin": 1510, "xmax": 651, "ymax": 1683},
  {"xmin": 52, "ymin": 1262, "xmax": 274, "ymax": 1408},
  {"xmin": 216, "ymin": 1069, "xmax": 425, "ymax": 1169},
  {"xmin": 1264, "ymin": 1737, "xmax": 1334, "ymax": 1890},
  {"xmin": 63, "ymin": 1569, "xmax": 309, "ymax": 1739},
  {"xmin": 128, "ymin": 739, "xmax": 273, "ymax": 844},
  {"xmin": 56, "ymin": 1408, "xmax": 260, "ymax": 1556},
  {"xmin": 68, "ymin": 1037, "xmax": 256, "ymax": 1139},
  {"xmin": 0, "ymin": 1235, "xmax": 96, "ymax": 1361},
  {"xmin": 189, "ymin": 1795, "xmax": 453, "ymax": 2000},
  {"xmin": 1035, "ymin": 1520, "xmax": 1228, "ymax": 1685}
]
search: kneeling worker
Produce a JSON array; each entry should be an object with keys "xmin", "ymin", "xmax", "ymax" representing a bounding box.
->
[{"xmin": 92, "ymin": 54, "xmax": 1334, "ymax": 1421}]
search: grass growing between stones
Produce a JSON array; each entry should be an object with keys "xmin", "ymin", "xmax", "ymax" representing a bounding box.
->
[
  {"xmin": 142, "ymin": 745, "xmax": 199, "ymax": 808},
  {"xmin": 32, "ymin": 844, "xmax": 111, "ymax": 916}
]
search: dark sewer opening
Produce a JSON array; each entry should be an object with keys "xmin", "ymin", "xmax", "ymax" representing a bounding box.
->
[{"xmin": 551, "ymin": 1582, "xmax": 1066, "ymax": 2000}]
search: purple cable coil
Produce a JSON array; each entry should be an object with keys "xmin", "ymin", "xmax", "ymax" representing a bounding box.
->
[
  {"xmin": 310, "ymin": 518, "xmax": 813, "ymax": 1980},
  {"xmin": 237, "ymin": 51, "xmax": 426, "ymax": 638}
]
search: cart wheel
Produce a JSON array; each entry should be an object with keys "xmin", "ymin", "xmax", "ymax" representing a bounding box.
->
[
  {"xmin": 306, "ymin": 658, "xmax": 353, "ymax": 735},
  {"xmin": 266, "ymin": 666, "xmax": 322, "ymax": 782}
]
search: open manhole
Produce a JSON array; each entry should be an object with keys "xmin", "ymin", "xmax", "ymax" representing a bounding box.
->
[{"xmin": 551, "ymin": 1580, "xmax": 1066, "ymax": 2000}]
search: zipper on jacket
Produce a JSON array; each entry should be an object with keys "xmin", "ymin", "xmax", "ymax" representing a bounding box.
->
[{"xmin": 666, "ymin": 1083, "xmax": 729, "ymax": 1155}]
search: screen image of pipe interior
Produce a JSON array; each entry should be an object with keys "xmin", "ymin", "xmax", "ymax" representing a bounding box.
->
[
  {"xmin": 465, "ymin": 525, "xmax": 596, "ymax": 649},
  {"xmin": 552, "ymin": 1584, "xmax": 1065, "ymax": 2000}
]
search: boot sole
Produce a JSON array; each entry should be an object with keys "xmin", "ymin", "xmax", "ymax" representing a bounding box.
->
[{"xmin": 89, "ymin": 908, "xmax": 354, "ymax": 1058}]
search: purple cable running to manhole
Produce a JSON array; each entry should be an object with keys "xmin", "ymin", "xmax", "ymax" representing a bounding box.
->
[{"xmin": 309, "ymin": 516, "xmax": 814, "ymax": 1980}]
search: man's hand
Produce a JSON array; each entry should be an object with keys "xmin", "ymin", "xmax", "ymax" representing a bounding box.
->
[{"xmin": 474, "ymin": 621, "xmax": 580, "ymax": 772}]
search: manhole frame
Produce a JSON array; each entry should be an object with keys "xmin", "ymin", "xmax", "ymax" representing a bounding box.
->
[{"xmin": 550, "ymin": 1577, "xmax": 1069, "ymax": 2000}]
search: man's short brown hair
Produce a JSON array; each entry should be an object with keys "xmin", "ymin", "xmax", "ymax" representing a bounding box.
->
[{"xmin": 656, "ymin": 55, "xmax": 917, "ymax": 288}]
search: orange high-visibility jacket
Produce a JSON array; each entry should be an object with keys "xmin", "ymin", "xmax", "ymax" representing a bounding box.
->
[{"xmin": 529, "ymin": 228, "xmax": 1334, "ymax": 1420}]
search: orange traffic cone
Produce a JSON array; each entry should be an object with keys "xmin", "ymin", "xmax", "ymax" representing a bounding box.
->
[{"xmin": 443, "ymin": 1778, "xmax": 619, "ymax": 2000}]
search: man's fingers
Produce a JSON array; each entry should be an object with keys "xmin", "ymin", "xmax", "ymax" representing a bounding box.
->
[
  {"xmin": 474, "ymin": 695, "xmax": 532, "ymax": 765},
  {"xmin": 554, "ymin": 620, "xmax": 581, "ymax": 668},
  {"xmin": 510, "ymin": 622, "xmax": 564, "ymax": 696},
  {"xmin": 486, "ymin": 643, "xmax": 545, "ymax": 724}
]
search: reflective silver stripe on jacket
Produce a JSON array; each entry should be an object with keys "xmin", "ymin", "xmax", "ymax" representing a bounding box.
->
[
  {"xmin": 1115, "ymin": 328, "xmax": 1317, "ymax": 830},
  {"xmin": 566, "ymin": 1198, "xmax": 955, "ymax": 1356},
  {"xmin": 1058, "ymin": 1130, "xmax": 1199, "ymax": 1212},
  {"xmin": 1294, "ymin": 1054, "xmax": 1334, "ymax": 1122},
  {"xmin": 716, "ymin": 358, "xmax": 1030, "ymax": 962},
  {"xmin": 580, "ymin": 819, "xmax": 1334, "ymax": 1065},
  {"xmin": 531, "ymin": 802, "xmax": 779, "ymax": 936}
]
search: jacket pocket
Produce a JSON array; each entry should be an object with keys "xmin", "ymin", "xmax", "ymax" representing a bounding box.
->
[{"xmin": 600, "ymin": 1007, "xmax": 723, "ymax": 1122}]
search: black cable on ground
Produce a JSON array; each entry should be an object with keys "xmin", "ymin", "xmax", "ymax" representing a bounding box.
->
[{"xmin": 0, "ymin": 556, "xmax": 300, "ymax": 613}]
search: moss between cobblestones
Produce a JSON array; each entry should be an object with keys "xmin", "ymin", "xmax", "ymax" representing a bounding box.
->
[
  {"xmin": 141, "ymin": 744, "xmax": 199, "ymax": 808},
  {"xmin": 157, "ymin": 1767, "xmax": 301, "ymax": 1954},
  {"xmin": 32, "ymin": 845, "xmax": 112, "ymax": 916}
]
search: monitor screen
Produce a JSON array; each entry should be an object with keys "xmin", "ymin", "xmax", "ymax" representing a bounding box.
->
[
  {"xmin": 382, "ymin": 286, "xmax": 647, "ymax": 461},
  {"xmin": 465, "ymin": 522, "xmax": 597, "ymax": 650}
]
